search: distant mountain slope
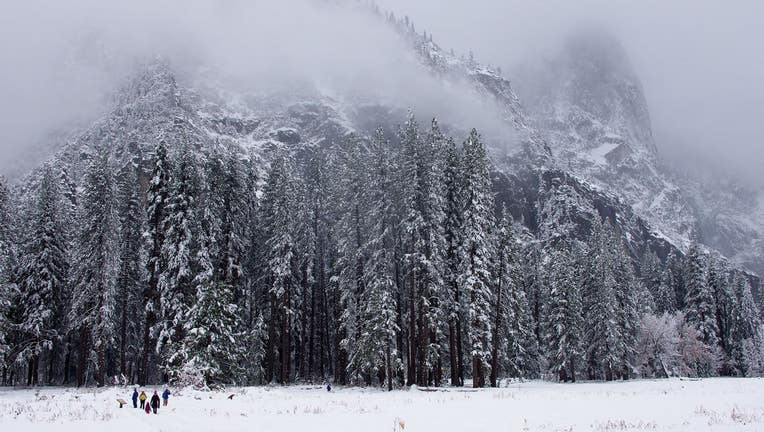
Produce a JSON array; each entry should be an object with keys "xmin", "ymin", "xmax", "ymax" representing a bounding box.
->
[
  {"xmin": 513, "ymin": 28, "xmax": 763, "ymax": 277},
  {"xmin": 14, "ymin": 7, "xmax": 761, "ymax": 286}
]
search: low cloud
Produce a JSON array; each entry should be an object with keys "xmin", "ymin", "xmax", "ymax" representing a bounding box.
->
[
  {"xmin": 377, "ymin": 0, "xmax": 764, "ymax": 186},
  {"xmin": 0, "ymin": 0, "xmax": 520, "ymax": 178}
]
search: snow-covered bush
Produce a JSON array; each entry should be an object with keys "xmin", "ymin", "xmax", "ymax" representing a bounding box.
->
[
  {"xmin": 176, "ymin": 359, "xmax": 209, "ymax": 391},
  {"xmin": 637, "ymin": 313, "xmax": 680, "ymax": 378},
  {"xmin": 677, "ymin": 314, "xmax": 722, "ymax": 377},
  {"xmin": 638, "ymin": 311, "xmax": 726, "ymax": 378}
]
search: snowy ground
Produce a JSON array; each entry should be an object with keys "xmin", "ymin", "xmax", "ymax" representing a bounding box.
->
[{"xmin": 2, "ymin": 378, "xmax": 764, "ymax": 431}]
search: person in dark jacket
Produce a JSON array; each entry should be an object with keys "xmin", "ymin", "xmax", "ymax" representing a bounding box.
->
[
  {"xmin": 162, "ymin": 388, "xmax": 171, "ymax": 406},
  {"xmin": 132, "ymin": 388, "xmax": 139, "ymax": 408},
  {"xmin": 150, "ymin": 391, "xmax": 161, "ymax": 414}
]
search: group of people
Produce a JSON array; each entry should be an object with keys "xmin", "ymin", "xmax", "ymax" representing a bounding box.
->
[{"xmin": 131, "ymin": 388, "xmax": 172, "ymax": 414}]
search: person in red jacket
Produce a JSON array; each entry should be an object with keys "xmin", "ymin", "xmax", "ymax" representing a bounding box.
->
[{"xmin": 144, "ymin": 400, "xmax": 151, "ymax": 414}]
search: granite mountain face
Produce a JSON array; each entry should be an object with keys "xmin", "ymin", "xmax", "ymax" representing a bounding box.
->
[{"xmin": 12, "ymin": 11, "xmax": 762, "ymax": 287}]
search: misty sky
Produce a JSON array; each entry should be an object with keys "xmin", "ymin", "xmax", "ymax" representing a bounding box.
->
[
  {"xmin": 1, "ymin": 0, "xmax": 762, "ymax": 186},
  {"xmin": 378, "ymin": 0, "xmax": 764, "ymax": 185}
]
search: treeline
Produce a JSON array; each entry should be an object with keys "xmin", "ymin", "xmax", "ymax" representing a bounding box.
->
[{"xmin": 0, "ymin": 115, "xmax": 761, "ymax": 389}]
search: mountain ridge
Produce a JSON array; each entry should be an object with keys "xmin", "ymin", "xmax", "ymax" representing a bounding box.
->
[{"xmin": 10, "ymin": 5, "xmax": 762, "ymax": 286}]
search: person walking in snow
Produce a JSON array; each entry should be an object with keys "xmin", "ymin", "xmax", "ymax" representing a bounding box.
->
[
  {"xmin": 150, "ymin": 391, "xmax": 161, "ymax": 414},
  {"xmin": 139, "ymin": 390, "xmax": 147, "ymax": 409},
  {"xmin": 144, "ymin": 399, "xmax": 151, "ymax": 414},
  {"xmin": 132, "ymin": 388, "xmax": 139, "ymax": 408},
  {"xmin": 162, "ymin": 388, "xmax": 171, "ymax": 406}
]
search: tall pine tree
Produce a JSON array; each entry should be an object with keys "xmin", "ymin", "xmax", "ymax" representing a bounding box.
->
[
  {"xmin": 141, "ymin": 140, "xmax": 171, "ymax": 384},
  {"xmin": 683, "ymin": 243, "xmax": 719, "ymax": 376},
  {"xmin": 544, "ymin": 246, "xmax": 583, "ymax": 382},
  {"xmin": 17, "ymin": 166, "xmax": 69, "ymax": 385},
  {"xmin": 157, "ymin": 142, "xmax": 201, "ymax": 381},
  {"xmin": 458, "ymin": 129, "xmax": 494, "ymax": 388},
  {"xmin": 350, "ymin": 128, "xmax": 401, "ymax": 390},
  {"xmin": 114, "ymin": 160, "xmax": 144, "ymax": 381},
  {"xmin": 260, "ymin": 154, "xmax": 300, "ymax": 384},
  {"xmin": 70, "ymin": 148, "xmax": 116, "ymax": 387}
]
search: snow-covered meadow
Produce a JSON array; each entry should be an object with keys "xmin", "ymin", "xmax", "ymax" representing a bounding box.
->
[{"xmin": 2, "ymin": 378, "xmax": 763, "ymax": 431}]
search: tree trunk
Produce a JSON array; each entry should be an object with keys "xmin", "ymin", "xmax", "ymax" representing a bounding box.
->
[
  {"xmin": 434, "ymin": 337, "xmax": 442, "ymax": 387},
  {"xmin": 48, "ymin": 338, "xmax": 58, "ymax": 385},
  {"xmin": 308, "ymin": 267, "xmax": 316, "ymax": 383},
  {"xmin": 407, "ymin": 267, "xmax": 417, "ymax": 386},
  {"xmin": 266, "ymin": 293, "xmax": 277, "ymax": 383},
  {"xmin": 449, "ymin": 322, "xmax": 458, "ymax": 386},
  {"xmin": 97, "ymin": 281, "xmax": 106, "ymax": 387},
  {"xmin": 78, "ymin": 326, "xmax": 89, "ymax": 387},
  {"xmin": 119, "ymin": 286, "xmax": 128, "ymax": 376},
  {"xmin": 490, "ymin": 272, "xmax": 503, "ymax": 388},
  {"xmin": 386, "ymin": 346, "xmax": 393, "ymax": 391},
  {"xmin": 473, "ymin": 355, "xmax": 484, "ymax": 388},
  {"xmin": 417, "ymin": 302, "xmax": 427, "ymax": 387},
  {"xmin": 63, "ymin": 334, "xmax": 72, "ymax": 384},
  {"xmin": 279, "ymin": 283, "xmax": 290, "ymax": 384},
  {"xmin": 456, "ymin": 318, "xmax": 464, "ymax": 386},
  {"xmin": 394, "ymin": 254, "xmax": 406, "ymax": 386}
]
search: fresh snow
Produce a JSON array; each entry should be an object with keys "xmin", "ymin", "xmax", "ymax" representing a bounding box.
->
[
  {"xmin": 588, "ymin": 142, "xmax": 620, "ymax": 166},
  {"xmin": 3, "ymin": 379, "xmax": 764, "ymax": 431}
]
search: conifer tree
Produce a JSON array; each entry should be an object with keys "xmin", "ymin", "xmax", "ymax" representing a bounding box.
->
[
  {"xmin": 708, "ymin": 257, "xmax": 736, "ymax": 374},
  {"xmin": 182, "ymin": 208, "xmax": 243, "ymax": 387},
  {"xmin": 350, "ymin": 128, "xmax": 401, "ymax": 390},
  {"xmin": 683, "ymin": 243, "xmax": 719, "ymax": 375},
  {"xmin": 458, "ymin": 129, "xmax": 495, "ymax": 388},
  {"xmin": 521, "ymin": 247, "xmax": 546, "ymax": 378},
  {"xmin": 442, "ymin": 136, "xmax": 465, "ymax": 386},
  {"xmin": 613, "ymin": 242, "xmax": 640, "ymax": 379},
  {"xmin": 214, "ymin": 152, "xmax": 245, "ymax": 304},
  {"xmin": 666, "ymin": 250, "xmax": 686, "ymax": 310},
  {"xmin": 0, "ymin": 177, "xmax": 14, "ymax": 373},
  {"xmin": 732, "ymin": 274, "xmax": 762, "ymax": 375},
  {"xmin": 302, "ymin": 150, "xmax": 332, "ymax": 382},
  {"xmin": 141, "ymin": 140, "xmax": 171, "ymax": 384},
  {"xmin": 489, "ymin": 209, "xmax": 510, "ymax": 387},
  {"xmin": 654, "ymin": 266, "xmax": 677, "ymax": 314},
  {"xmin": 490, "ymin": 207, "xmax": 533, "ymax": 383},
  {"xmin": 260, "ymin": 154, "xmax": 300, "ymax": 384},
  {"xmin": 157, "ymin": 143, "xmax": 201, "ymax": 381},
  {"xmin": 114, "ymin": 161, "xmax": 144, "ymax": 380},
  {"xmin": 640, "ymin": 250, "xmax": 662, "ymax": 306},
  {"xmin": 331, "ymin": 136, "xmax": 369, "ymax": 386},
  {"xmin": 399, "ymin": 114, "xmax": 421, "ymax": 386},
  {"xmin": 544, "ymin": 246, "xmax": 583, "ymax": 382},
  {"xmin": 399, "ymin": 115, "xmax": 447, "ymax": 386},
  {"xmin": 683, "ymin": 244, "xmax": 718, "ymax": 346},
  {"xmin": 582, "ymin": 219, "xmax": 621, "ymax": 381},
  {"xmin": 17, "ymin": 166, "xmax": 69, "ymax": 385},
  {"xmin": 70, "ymin": 148, "xmax": 116, "ymax": 387}
]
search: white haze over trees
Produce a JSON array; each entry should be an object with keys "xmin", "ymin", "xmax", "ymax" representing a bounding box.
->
[
  {"xmin": 3, "ymin": 0, "xmax": 761, "ymax": 184},
  {"xmin": 0, "ymin": 0, "xmax": 514, "ymax": 178}
]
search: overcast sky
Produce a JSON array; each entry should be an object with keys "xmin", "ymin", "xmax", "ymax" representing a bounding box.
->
[
  {"xmin": 0, "ymin": 0, "xmax": 510, "ymax": 178},
  {"xmin": 377, "ymin": 0, "xmax": 764, "ymax": 185},
  {"xmin": 1, "ymin": 0, "xmax": 762, "ymax": 186}
]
